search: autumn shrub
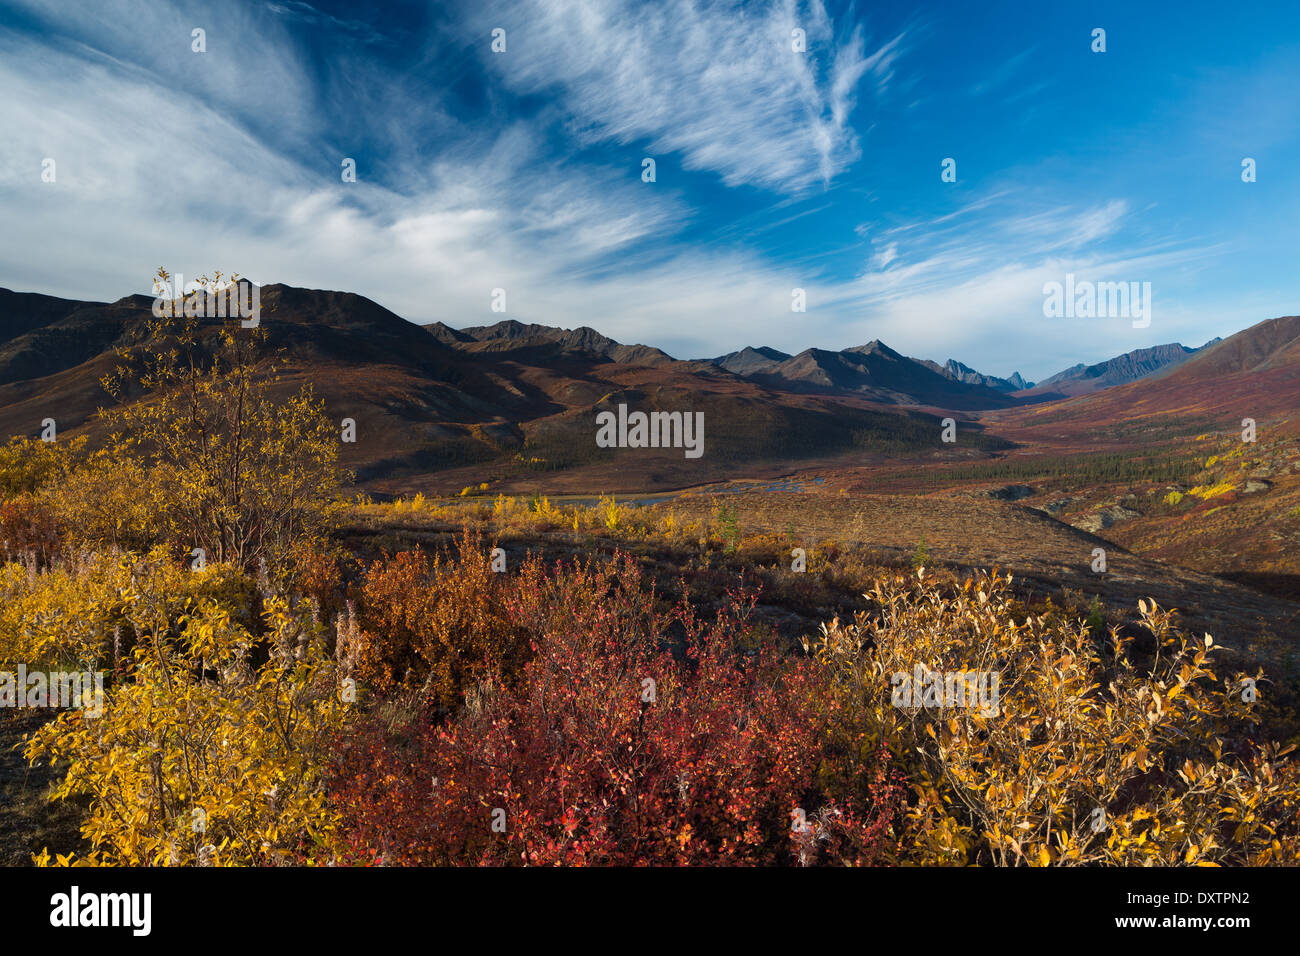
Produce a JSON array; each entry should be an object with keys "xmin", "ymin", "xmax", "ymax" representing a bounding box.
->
[
  {"xmin": 352, "ymin": 528, "xmax": 530, "ymax": 708},
  {"xmin": 284, "ymin": 537, "xmax": 349, "ymax": 621},
  {"xmin": 811, "ymin": 569, "xmax": 1300, "ymax": 865},
  {"xmin": 0, "ymin": 495, "xmax": 62, "ymax": 563},
  {"xmin": 0, "ymin": 435, "xmax": 85, "ymax": 497},
  {"xmin": 25, "ymin": 576, "xmax": 350, "ymax": 866},
  {"xmin": 7, "ymin": 272, "xmax": 358, "ymax": 866},
  {"xmin": 97, "ymin": 271, "xmax": 347, "ymax": 569},
  {"xmin": 42, "ymin": 451, "xmax": 171, "ymax": 555},
  {"xmin": 331, "ymin": 554, "xmax": 902, "ymax": 866},
  {"xmin": 5, "ymin": 544, "xmax": 349, "ymax": 866},
  {"xmin": 0, "ymin": 547, "xmax": 258, "ymax": 671}
]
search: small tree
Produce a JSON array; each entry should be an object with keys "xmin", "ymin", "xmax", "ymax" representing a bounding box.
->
[{"xmin": 97, "ymin": 268, "xmax": 346, "ymax": 568}]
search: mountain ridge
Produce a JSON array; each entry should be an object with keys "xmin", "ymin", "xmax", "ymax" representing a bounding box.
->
[
  {"xmin": 2, "ymin": 282, "xmax": 1294, "ymax": 494},
  {"xmin": 1022, "ymin": 339, "xmax": 1221, "ymax": 399},
  {"xmin": 990, "ymin": 316, "xmax": 1300, "ymax": 435}
]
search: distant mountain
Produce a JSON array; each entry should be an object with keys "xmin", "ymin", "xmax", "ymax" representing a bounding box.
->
[
  {"xmin": 711, "ymin": 346, "xmax": 791, "ymax": 375},
  {"xmin": 7, "ymin": 280, "xmax": 1286, "ymax": 493},
  {"xmin": 0, "ymin": 285, "xmax": 1004, "ymax": 494},
  {"xmin": 441, "ymin": 324, "xmax": 1028, "ymax": 411},
  {"xmin": 426, "ymin": 318, "xmax": 674, "ymax": 367},
  {"xmin": 996, "ymin": 319, "xmax": 1299, "ymax": 430},
  {"xmin": 1023, "ymin": 340, "xmax": 1220, "ymax": 399},
  {"xmin": 916, "ymin": 358, "xmax": 1034, "ymax": 393},
  {"xmin": 424, "ymin": 320, "xmax": 476, "ymax": 345},
  {"xmin": 0, "ymin": 283, "xmax": 518, "ymax": 446},
  {"xmin": 711, "ymin": 339, "xmax": 1023, "ymax": 410}
]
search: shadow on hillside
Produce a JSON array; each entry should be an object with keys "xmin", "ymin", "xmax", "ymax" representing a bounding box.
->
[{"xmin": 1220, "ymin": 572, "xmax": 1300, "ymax": 602}]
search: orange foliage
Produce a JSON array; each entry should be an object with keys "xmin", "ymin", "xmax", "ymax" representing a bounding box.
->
[{"xmin": 354, "ymin": 528, "xmax": 529, "ymax": 708}]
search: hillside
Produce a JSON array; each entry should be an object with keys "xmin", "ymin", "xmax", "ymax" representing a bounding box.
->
[
  {"xmin": 1020, "ymin": 340, "xmax": 1219, "ymax": 400},
  {"xmin": 0, "ymin": 285, "xmax": 1012, "ymax": 494},
  {"xmin": 658, "ymin": 489, "xmax": 1300, "ymax": 678},
  {"xmin": 991, "ymin": 317, "xmax": 1300, "ymax": 440}
]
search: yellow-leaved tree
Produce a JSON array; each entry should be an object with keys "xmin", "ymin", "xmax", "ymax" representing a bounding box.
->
[
  {"xmin": 88, "ymin": 267, "xmax": 346, "ymax": 569},
  {"xmin": 25, "ymin": 557, "xmax": 351, "ymax": 866},
  {"xmin": 16, "ymin": 270, "xmax": 356, "ymax": 865}
]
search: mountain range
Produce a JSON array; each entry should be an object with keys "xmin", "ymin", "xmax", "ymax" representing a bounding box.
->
[
  {"xmin": 427, "ymin": 318, "xmax": 675, "ymax": 367},
  {"xmin": 0, "ymin": 282, "xmax": 1294, "ymax": 493},
  {"xmin": 706, "ymin": 340, "xmax": 1021, "ymax": 410},
  {"xmin": 991, "ymin": 315, "xmax": 1300, "ymax": 437},
  {"xmin": 1018, "ymin": 340, "xmax": 1222, "ymax": 399}
]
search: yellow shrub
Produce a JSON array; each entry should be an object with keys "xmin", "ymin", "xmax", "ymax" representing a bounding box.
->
[
  {"xmin": 0, "ymin": 436, "xmax": 86, "ymax": 497},
  {"xmin": 599, "ymin": 495, "xmax": 622, "ymax": 531},
  {"xmin": 0, "ymin": 547, "xmax": 256, "ymax": 671},
  {"xmin": 26, "ymin": 585, "xmax": 348, "ymax": 866},
  {"xmin": 1189, "ymin": 481, "xmax": 1235, "ymax": 500},
  {"xmin": 41, "ymin": 452, "xmax": 171, "ymax": 553},
  {"xmin": 811, "ymin": 570, "xmax": 1300, "ymax": 866}
]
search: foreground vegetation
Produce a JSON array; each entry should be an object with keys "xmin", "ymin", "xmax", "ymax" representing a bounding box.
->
[{"xmin": 2, "ymin": 302, "xmax": 1298, "ymax": 866}]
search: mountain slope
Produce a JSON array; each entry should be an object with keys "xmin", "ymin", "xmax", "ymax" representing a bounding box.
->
[
  {"xmin": 427, "ymin": 319, "xmax": 675, "ymax": 367},
  {"xmin": 992, "ymin": 318, "xmax": 1300, "ymax": 435},
  {"xmin": 436, "ymin": 321, "xmax": 1029, "ymax": 411},
  {"xmin": 0, "ymin": 285, "xmax": 1011, "ymax": 493},
  {"xmin": 710, "ymin": 346, "xmax": 791, "ymax": 375},
  {"xmin": 1022, "ymin": 340, "xmax": 1219, "ymax": 399},
  {"xmin": 916, "ymin": 358, "xmax": 1034, "ymax": 392},
  {"xmin": 744, "ymin": 340, "xmax": 1023, "ymax": 410},
  {"xmin": 0, "ymin": 285, "xmax": 534, "ymax": 480},
  {"xmin": 0, "ymin": 288, "xmax": 102, "ymax": 350}
]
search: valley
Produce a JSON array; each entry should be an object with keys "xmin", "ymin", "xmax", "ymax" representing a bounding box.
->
[{"xmin": 3, "ymin": 281, "xmax": 1299, "ymax": 678}]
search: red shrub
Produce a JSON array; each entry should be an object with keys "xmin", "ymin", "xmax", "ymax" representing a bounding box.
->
[{"xmin": 331, "ymin": 554, "xmax": 901, "ymax": 865}]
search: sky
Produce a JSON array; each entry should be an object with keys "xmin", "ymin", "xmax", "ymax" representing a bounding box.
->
[{"xmin": 1, "ymin": 0, "xmax": 1298, "ymax": 382}]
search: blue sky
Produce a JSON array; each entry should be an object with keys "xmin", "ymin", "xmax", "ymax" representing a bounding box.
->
[{"xmin": 1, "ymin": 0, "xmax": 1297, "ymax": 381}]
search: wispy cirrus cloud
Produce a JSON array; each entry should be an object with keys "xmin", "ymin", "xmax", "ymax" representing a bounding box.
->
[
  {"xmin": 0, "ymin": 0, "xmax": 1296, "ymax": 382},
  {"xmin": 265, "ymin": 0, "xmax": 392, "ymax": 45},
  {"xmin": 472, "ymin": 0, "xmax": 904, "ymax": 192},
  {"xmin": 1002, "ymin": 199, "xmax": 1129, "ymax": 251},
  {"xmin": 816, "ymin": 198, "xmax": 1227, "ymax": 377}
]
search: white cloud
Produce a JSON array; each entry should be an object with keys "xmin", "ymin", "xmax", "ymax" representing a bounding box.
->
[
  {"xmin": 1002, "ymin": 199, "xmax": 1129, "ymax": 250},
  {"xmin": 472, "ymin": 0, "xmax": 903, "ymax": 192},
  {"xmin": 0, "ymin": 2, "xmax": 1271, "ymax": 385},
  {"xmin": 870, "ymin": 242, "xmax": 898, "ymax": 270}
]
